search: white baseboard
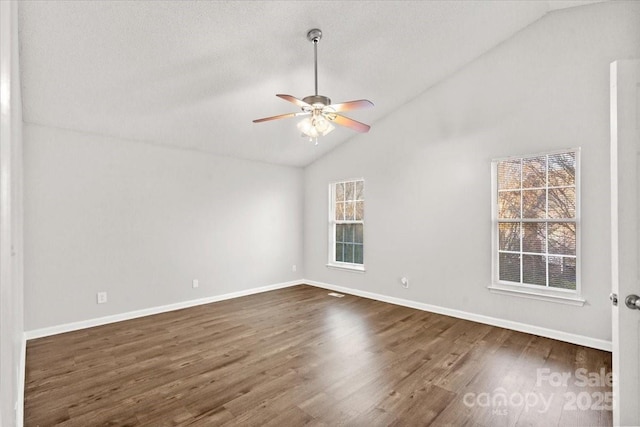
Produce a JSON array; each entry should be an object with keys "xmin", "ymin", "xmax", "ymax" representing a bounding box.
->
[
  {"xmin": 24, "ymin": 278, "xmax": 612, "ymax": 352},
  {"xmin": 303, "ymin": 280, "xmax": 612, "ymax": 352},
  {"xmin": 24, "ymin": 280, "xmax": 303, "ymax": 340}
]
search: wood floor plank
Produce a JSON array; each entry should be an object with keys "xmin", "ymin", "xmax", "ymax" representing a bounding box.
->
[{"xmin": 24, "ymin": 285, "xmax": 612, "ymax": 426}]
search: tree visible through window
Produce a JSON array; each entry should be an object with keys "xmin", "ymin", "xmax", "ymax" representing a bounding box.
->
[
  {"xmin": 494, "ymin": 150, "xmax": 578, "ymax": 291},
  {"xmin": 330, "ymin": 179, "xmax": 364, "ymax": 266}
]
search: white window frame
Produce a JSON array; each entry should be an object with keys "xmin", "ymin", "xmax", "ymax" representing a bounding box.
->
[
  {"xmin": 488, "ymin": 148, "xmax": 585, "ymax": 306},
  {"xmin": 327, "ymin": 178, "xmax": 365, "ymax": 272}
]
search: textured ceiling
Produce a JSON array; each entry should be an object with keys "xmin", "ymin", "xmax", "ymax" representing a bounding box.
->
[{"xmin": 18, "ymin": 1, "xmax": 602, "ymax": 167}]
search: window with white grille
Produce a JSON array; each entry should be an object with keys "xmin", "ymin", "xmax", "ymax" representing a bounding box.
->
[
  {"xmin": 328, "ymin": 179, "xmax": 364, "ymax": 270},
  {"xmin": 492, "ymin": 150, "xmax": 579, "ymax": 295}
]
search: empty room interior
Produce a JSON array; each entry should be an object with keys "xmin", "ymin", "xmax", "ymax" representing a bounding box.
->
[{"xmin": 1, "ymin": 0, "xmax": 640, "ymax": 426}]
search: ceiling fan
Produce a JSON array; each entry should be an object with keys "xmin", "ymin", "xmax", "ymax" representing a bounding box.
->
[{"xmin": 253, "ymin": 29, "xmax": 374, "ymax": 144}]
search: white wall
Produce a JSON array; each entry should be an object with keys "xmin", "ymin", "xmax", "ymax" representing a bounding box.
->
[
  {"xmin": 20, "ymin": 1, "xmax": 639, "ymax": 347},
  {"xmin": 0, "ymin": 1, "xmax": 25, "ymax": 426},
  {"xmin": 24, "ymin": 124, "xmax": 304, "ymax": 330},
  {"xmin": 304, "ymin": 2, "xmax": 640, "ymax": 344}
]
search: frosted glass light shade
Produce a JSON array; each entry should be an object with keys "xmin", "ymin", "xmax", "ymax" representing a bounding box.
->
[{"xmin": 297, "ymin": 115, "xmax": 335, "ymax": 138}]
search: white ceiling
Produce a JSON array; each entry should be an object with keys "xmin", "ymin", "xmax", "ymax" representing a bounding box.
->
[{"xmin": 18, "ymin": 0, "xmax": 602, "ymax": 167}]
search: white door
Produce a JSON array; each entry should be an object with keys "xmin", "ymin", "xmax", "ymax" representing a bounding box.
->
[{"xmin": 610, "ymin": 59, "xmax": 640, "ymax": 426}]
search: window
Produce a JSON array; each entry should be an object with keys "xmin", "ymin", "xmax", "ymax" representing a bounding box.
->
[
  {"xmin": 490, "ymin": 149, "xmax": 583, "ymax": 304},
  {"xmin": 328, "ymin": 179, "xmax": 364, "ymax": 271}
]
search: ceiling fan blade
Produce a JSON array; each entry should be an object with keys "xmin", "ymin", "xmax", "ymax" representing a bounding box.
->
[
  {"xmin": 327, "ymin": 99, "xmax": 374, "ymax": 112},
  {"xmin": 330, "ymin": 114, "xmax": 371, "ymax": 133},
  {"xmin": 253, "ymin": 112, "xmax": 309, "ymax": 123},
  {"xmin": 276, "ymin": 94, "xmax": 312, "ymax": 109}
]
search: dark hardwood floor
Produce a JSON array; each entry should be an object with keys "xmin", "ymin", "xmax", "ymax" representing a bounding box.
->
[{"xmin": 24, "ymin": 285, "xmax": 612, "ymax": 426}]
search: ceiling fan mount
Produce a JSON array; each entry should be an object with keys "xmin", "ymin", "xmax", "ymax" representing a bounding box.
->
[
  {"xmin": 306, "ymin": 28, "xmax": 322, "ymax": 43},
  {"xmin": 253, "ymin": 28, "xmax": 373, "ymax": 142}
]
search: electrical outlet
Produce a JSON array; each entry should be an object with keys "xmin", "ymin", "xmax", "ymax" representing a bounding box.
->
[
  {"xmin": 292, "ymin": 265, "xmax": 297, "ymax": 272},
  {"xmin": 97, "ymin": 291, "xmax": 108, "ymax": 304},
  {"xmin": 192, "ymin": 279, "xmax": 199, "ymax": 289},
  {"xmin": 401, "ymin": 277, "xmax": 409, "ymax": 289}
]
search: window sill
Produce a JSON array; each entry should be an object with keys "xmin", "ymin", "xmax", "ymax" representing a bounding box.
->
[
  {"xmin": 326, "ymin": 263, "xmax": 366, "ymax": 273},
  {"xmin": 487, "ymin": 284, "xmax": 586, "ymax": 306}
]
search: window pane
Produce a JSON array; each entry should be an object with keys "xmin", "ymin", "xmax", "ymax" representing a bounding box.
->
[
  {"xmin": 548, "ymin": 152, "xmax": 575, "ymax": 187},
  {"xmin": 343, "ymin": 244, "xmax": 354, "ymax": 263},
  {"xmin": 355, "ymin": 201, "xmax": 364, "ymax": 221},
  {"xmin": 355, "ymin": 181, "xmax": 364, "ymax": 200},
  {"xmin": 548, "ymin": 222, "xmax": 576, "ymax": 255},
  {"xmin": 549, "ymin": 256, "xmax": 576, "ymax": 290},
  {"xmin": 498, "ymin": 191, "xmax": 521, "ymax": 219},
  {"xmin": 335, "ymin": 202, "xmax": 345, "ymax": 221},
  {"xmin": 522, "ymin": 189, "xmax": 546, "ymax": 219},
  {"xmin": 354, "ymin": 224, "xmax": 363, "ymax": 244},
  {"xmin": 345, "ymin": 181, "xmax": 355, "ymax": 201},
  {"xmin": 522, "ymin": 156, "xmax": 546, "ymax": 189},
  {"xmin": 344, "ymin": 224, "xmax": 355, "ymax": 243},
  {"xmin": 335, "ymin": 243, "xmax": 344, "ymax": 262},
  {"xmin": 345, "ymin": 202, "xmax": 355, "ymax": 220},
  {"xmin": 548, "ymin": 187, "xmax": 575, "ymax": 219},
  {"xmin": 335, "ymin": 182, "xmax": 345, "ymax": 202},
  {"xmin": 354, "ymin": 244, "xmax": 363, "ymax": 264},
  {"xmin": 498, "ymin": 160, "xmax": 521, "ymax": 190},
  {"xmin": 499, "ymin": 253, "xmax": 520, "ymax": 282},
  {"xmin": 336, "ymin": 224, "xmax": 345, "ymax": 243},
  {"xmin": 523, "ymin": 254, "xmax": 546, "ymax": 286},
  {"xmin": 498, "ymin": 222, "xmax": 520, "ymax": 251},
  {"xmin": 523, "ymin": 223, "xmax": 546, "ymax": 253}
]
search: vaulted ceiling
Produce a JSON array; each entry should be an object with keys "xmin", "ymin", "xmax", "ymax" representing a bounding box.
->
[{"xmin": 18, "ymin": 1, "xmax": 602, "ymax": 167}]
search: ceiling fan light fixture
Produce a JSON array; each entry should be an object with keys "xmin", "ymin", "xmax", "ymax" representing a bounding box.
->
[{"xmin": 297, "ymin": 114, "xmax": 335, "ymax": 138}]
